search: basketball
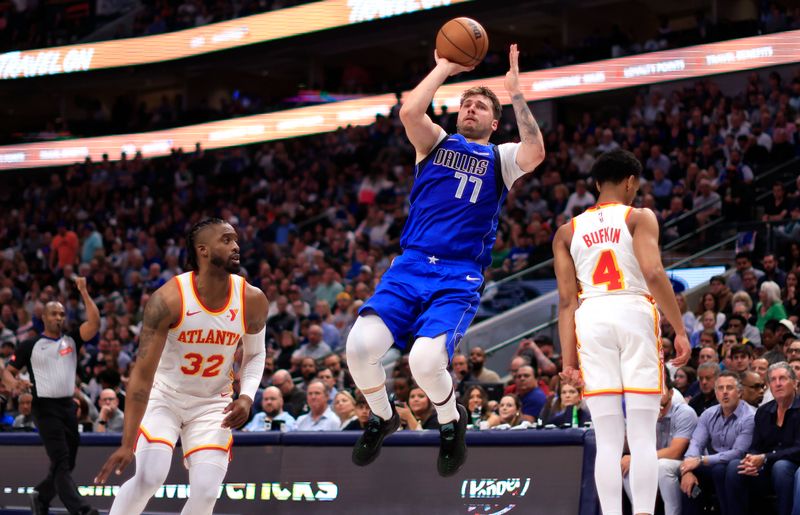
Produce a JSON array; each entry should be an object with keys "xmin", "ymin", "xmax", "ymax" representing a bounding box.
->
[{"xmin": 435, "ymin": 17, "xmax": 488, "ymax": 68}]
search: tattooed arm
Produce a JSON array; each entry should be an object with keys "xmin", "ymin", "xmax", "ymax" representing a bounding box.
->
[
  {"xmin": 95, "ymin": 281, "xmax": 178, "ymax": 483},
  {"xmin": 504, "ymin": 44, "xmax": 545, "ymax": 172}
]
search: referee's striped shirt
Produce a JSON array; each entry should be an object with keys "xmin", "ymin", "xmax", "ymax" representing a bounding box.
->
[{"xmin": 8, "ymin": 331, "xmax": 84, "ymax": 399}]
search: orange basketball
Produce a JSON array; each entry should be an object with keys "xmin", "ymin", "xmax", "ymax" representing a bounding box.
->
[{"xmin": 435, "ymin": 17, "xmax": 488, "ymax": 68}]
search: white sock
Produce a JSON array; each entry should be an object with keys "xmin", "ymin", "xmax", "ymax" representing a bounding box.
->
[
  {"xmin": 364, "ymin": 387, "xmax": 393, "ymax": 421},
  {"xmin": 409, "ymin": 335, "xmax": 459, "ymax": 424},
  {"xmin": 181, "ymin": 450, "xmax": 228, "ymax": 515},
  {"xmin": 625, "ymin": 393, "xmax": 661, "ymax": 515},
  {"xmin": 109, "ymin": 445, "xmax": 172, "ymax": 515},
  {"xmin": 585, "ymin": 395, "xmax": 625, "ymax": 515}
]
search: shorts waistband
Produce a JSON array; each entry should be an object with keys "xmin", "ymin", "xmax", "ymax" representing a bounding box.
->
[{"xmin": 401, "ymin": 248, "xmax": 479, "ymax": 268}]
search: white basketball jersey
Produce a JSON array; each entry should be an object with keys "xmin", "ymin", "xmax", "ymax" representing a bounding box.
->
[
  {"xmin": 154, "ymin": 271, "xmax": 246, "ymax": 397},
  {"xmin": 570, "ymin": 203, "xmax": 650, "ymax": 300}
]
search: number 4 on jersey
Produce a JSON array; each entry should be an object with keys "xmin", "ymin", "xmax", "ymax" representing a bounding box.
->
[{"xmin": 592, "ymin": 249, "xmax": 625, "ymax": 291}]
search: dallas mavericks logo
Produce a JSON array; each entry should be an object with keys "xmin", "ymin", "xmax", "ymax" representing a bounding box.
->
[
  {"xmin": 461, "ymin": 478, "xmax": 531, "ymax": 514},
  {"xmin": 433, "ymin": 148, "xmax": 489, "ymax": 176}
]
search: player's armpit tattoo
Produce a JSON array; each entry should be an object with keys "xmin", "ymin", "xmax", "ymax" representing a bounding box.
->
[
  {"xmin": 511, "ymin": 93, "xmax": 541, "ymax": 140},
  {"xmin": 137, "ymin": 292, "xmax": 170, "ymax": 359}
]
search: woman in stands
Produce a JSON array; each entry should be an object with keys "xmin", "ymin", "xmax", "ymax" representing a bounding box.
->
[
  {"xmin": 756, "ymin": 281, "xmax": 788, "ymax": 332},
  {"xmin": 672, "ymin": 366, "xmax": 696, "ymax": 400},
  {"xmin": 342, "ymin": 394, "xmax": 372, "ymax": 431},
  {"xmin": 333, "ymin": 391, "xmax": 358, "ymax": 429},
  {"xmin": 462, "ymin": 385, "xmax": 500, "ymax": 429},
  {"xmin": 397, "ymin": 384, "xmax": 439, "ymax": 430},
  {"xmin": 545, "ymin": 382, "xmax": 591, "ymax": 427},
  {"xmin": 489, "ymin": 394, "xmax": 523, "ymax": 429},
  {"xmin": 693, "ymin": 292, "xmax": 725, "ymax": 331}
]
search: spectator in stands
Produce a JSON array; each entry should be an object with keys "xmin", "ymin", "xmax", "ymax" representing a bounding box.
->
[
  {"xmin": 761, "ymin": 253, "xmax": 788, "ymax": 289},
  {"xmin": 688, "ymin": 362, "xmax": 720, "ymax": 416},
  {"xmin": 342, "ymin": 394, "xmax": 372, "ymax": 431},
  {"xmin": 94, "ymin": 388, "xmax": 123, "ymax": 432},
  {"xmin": 740, "ymin": 370, "xmax": 767, "ymax": 409},
  {"xmin": 756, "ymin": 281, "xmax": 788, "ymax": 332},
  {"xmin": 697, "ymin": 346, "xmax": 719, "ymax": 366},
  {"xmin": 50, "ymin": 224, "xmax": 79, "ymax": 272},
  {"xmin": 397, "ymin": 384, "xmax": 439, "ymax": 430},
  {"xmin": 294, "ymin": 380, "xmax": 339, "ymax": 431},
  {"xmin": 323, "ymin": 353, "xmax": 352, "ymax": 392},
  {"xmin": 468, "ymin": 346, "xmax": 501, "ymax": 383},
  {"xmin": 293, "ymin": 325, "xmax": 332, "ymax": 362},
  {"xmin": 74, "ymin": 394, "xmax": 94, "ymax": 433},
  {"xmin": 725, "ymin": 362, "xmax": 800, "ymax": 515},
  {"xmin": 274, "ymin": 330, "xmax": 299, "ymax": 371},
  {"xmin": 451, "ymin": 354, "xmax": 472, "ymax": 392},
  {"xmin": 741, "ymin": 270, "xmax": 762, "ymax": 317},
  {"xmin": 243, "ymin": 386, "xmax": 296, "ymax": 432},
  {"xmin": 752, "ymin": 357, "xmax": 774, "ymax": 406},
  {"xmin": 789, "ymin": 358, "xmax": 800, "ymax": 379},
  {"xmin": 316, "ymin": 367, "xmax": 338, "ymax": 404},
  {"xmin": 694, "ymin": 179, "xmax": 722, "ymax": 226},
  {"xmin": 729, "ymin": 345, "xmax": 753, "ymax": 374},
  {"xmin": 514, "ymin": 365, "xmax": 546, "ymax": 421},
  {"xmin": 623, "ymin": 386, "xmax": 698, "ymax": 515},
  {"xmin": 12, "ymin": 392, "xmax": 35, "ymax": 430},
  {"xmin": 462, "ymin": 385, "xmax": 500, "ymax": 429},
  {"xmin": 489, "ymin": 394, "xmax": 524, "ymax": 429},
  {"xmin": 272, "ymin": 369, "xmax": 306, "ymax": 418},
  {"xmin": 709, "ymin": 276, "xmax": 733, "ymax": 315},
  {"xmin": 680, "ymin": 371, "xmax": 755, "ymax": 515},
  {"xmin": 296, "ymin": 357, "xmax": 318, "ymax": 391},
  {"xmin": 333, "ymin": 391, "xmax": 357, "ymax": 429},
  {"xmin": 728, "ymin": 252, "xmax": 765, "ymax": 293},
  {"xmin": 543, "ymin": 381, "xmax": 590, "ymax": 427},
  {"xmin": 725, "ymin": 312, "xmax": 761, "ymax": 347},
  {"xmin": 691, "ymin": 311, "xmax": 723, "ymax": 347},
  {"xmin": 762, "ymin": 181, "xmax": 791, "ymax": 223},
  {"xmin": 515, "ymin": 338, "xmax": 557, "ymax": 377},
  {"xmin": 674, "ymin": 366, "xmax": 697, "ymax": 399},
  {"xmin": 783, "ymin": 271, "xmax": 799, "ymax": 320},
  {"xmin": 694, "ymin": 294, "xmax": 726, "ymax": 331},
  {"xmin": 562, "ymin": 179, "xmax": 596, "ymax": 218}
]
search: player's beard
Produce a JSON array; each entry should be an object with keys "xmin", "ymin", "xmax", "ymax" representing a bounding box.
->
[
  {"xmin": 457, "ymin": 120, "xmax": 489, "ymax": 140},
  {"xmin": 210, "ymin": 252, "xmax": 240, "ymax": 274}
]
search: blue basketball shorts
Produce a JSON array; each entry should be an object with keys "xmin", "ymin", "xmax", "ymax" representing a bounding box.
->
[{"xmin": 359, "ymin": 248, "xmax": 482, "ymax": 359}]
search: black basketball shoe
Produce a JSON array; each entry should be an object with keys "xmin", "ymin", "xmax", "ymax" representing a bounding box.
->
[
  {"xmin": 437, "ymin": 403, "xmax": 468, "ymax": 477},
  {"xmin": 352, "ymin": 402, "xmax": 400, "ymax": 467}
]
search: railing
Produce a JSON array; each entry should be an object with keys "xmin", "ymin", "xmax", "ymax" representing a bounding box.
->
[{"xmin": 483, "ymin": 234, "xmax": 740, "ymax": 358}]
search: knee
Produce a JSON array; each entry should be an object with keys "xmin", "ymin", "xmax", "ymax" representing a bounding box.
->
[
  {"xmin": 657, "ymin": 459, "xmax": 680, "ymax": 479},
  {"xmin": 408, "ymin": 341, "xmax": 445, "ymax": 379},
  {"xmin": 135, "ymin": 463, "xmax": 168, "ymax": 492},
  {"xmin": 190, "ymin": 485, "xmax": 219, "ymax": 505}
]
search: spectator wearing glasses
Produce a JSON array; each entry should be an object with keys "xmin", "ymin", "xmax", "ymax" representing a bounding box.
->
[
  {"xmin": 94, "ymin": 388, "xmax": 124, "ymax": 433},
  {"xmin": 680, "ymin": 371, "xmax": 756, "ymax": 515},
  {"xmin": 740, "ymin": 370, "xmax": 768, "ymax": 409},
  {"xmin": 752, "ymin": 357, "xmax": 774, "ymax": 406},
  {"xmin": 725, "ymin": 363, "xmax": 800, "ymax": 515}
]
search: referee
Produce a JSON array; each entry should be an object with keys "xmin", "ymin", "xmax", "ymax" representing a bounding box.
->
[{"xmin": 2, "ymin": 276, "xmax": 100, "ymax": 515}]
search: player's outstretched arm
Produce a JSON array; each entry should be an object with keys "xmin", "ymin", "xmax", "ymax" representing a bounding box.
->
[
  {"xmin": 504, "ymin": 44, "xmax": 545, "ymax": 173},
  {"xmin": 400, "ymin": 51, "xmax": 473, "ymax": 161},
  {"xmin": 553, "ymin": 224, "xmax": 582, "ymax": 387},
  {"xmin": 630, "ymin": 208, "xmax": 690, "ymax": 367},
  {"xmin": 95, "ymin": 283, "xmax": 177, "ymax": 484},
  {"xmin": 223, "ymin": 284, "xmax": 268, "ymax": 429}
]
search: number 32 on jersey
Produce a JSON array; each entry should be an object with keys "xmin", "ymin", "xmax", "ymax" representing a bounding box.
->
[{"xmin": 592, "ymin": 249, "xmax": 625, "ymax": 291}]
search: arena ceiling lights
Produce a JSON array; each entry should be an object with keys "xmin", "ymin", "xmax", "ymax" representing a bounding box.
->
[
  {"xmin": 0, "ymin": 0, "xmax": 472, "ymax": 80},
  {"xmin": 0, "ymin": 29, "xmax": 798, "ymax": 170}
]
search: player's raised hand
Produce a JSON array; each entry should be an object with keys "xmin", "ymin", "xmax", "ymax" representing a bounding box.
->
[
  {"xmin": 222, "ymin": 396, "xmax": 252, "ymax": 429},
  {"xmin": 95, "ymin": 446, "xmax": 134, "ymax": 484},
  {"xmin": 434, "ymin": 50, "xmax": 475, "ymax": 76},
  {"xmin": 74, "ymin": 275, "xmax": 88, "ymax": 294},
  {"xmin": 670, "ymin": 333, "xmax": 691, "ymax": 367},
  {"xmin": 504, "ymin": 44, "xmax": 521, "ymax": 94}
]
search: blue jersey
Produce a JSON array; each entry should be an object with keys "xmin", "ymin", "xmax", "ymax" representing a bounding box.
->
[{"xmin": 400, "ymin": 133, "xmax": 508, "ymax": 267}]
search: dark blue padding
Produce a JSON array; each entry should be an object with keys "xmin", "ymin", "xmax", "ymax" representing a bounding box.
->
[
  {"xmin": 579, "ymin": 429, "xmax": 600, "ymax": 515},
  {"xmin": 0, "ymin": 428, "xmax": 589, "ymax": 447}
]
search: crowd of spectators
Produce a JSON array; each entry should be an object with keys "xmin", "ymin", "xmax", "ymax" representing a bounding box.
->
[{"xmin": 7, "ymin": 1, "xmax": 798, "ymax": 145}]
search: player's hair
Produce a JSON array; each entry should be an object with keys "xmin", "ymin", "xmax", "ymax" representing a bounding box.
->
[
  {"xmin": 185, "ymin": 218, "xmax": 226, "ymax": 271},
  {"xmin": 461, "ymin": 86, "xmax": 502, "ymax": 120},
  {"xmin": 591, "ymin": 148, "xmax": 642, "ymax": 185}
]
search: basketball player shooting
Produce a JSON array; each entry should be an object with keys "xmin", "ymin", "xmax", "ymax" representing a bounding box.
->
[
  {"xmin": 347, "ymin": 44, "xmax": 545, "ymax": 476},
  {"xmin": 553, "ymin": 149, "xmax": 690, "ymax": 515},
  {"xmin": 94, "ymin": 218, "xmax": 268, "ymax": 515}
]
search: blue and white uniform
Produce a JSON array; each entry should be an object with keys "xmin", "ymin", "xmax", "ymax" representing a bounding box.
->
[{"xmin": 361, "ymin": 129, "xmax": 527, "ymax": 357}]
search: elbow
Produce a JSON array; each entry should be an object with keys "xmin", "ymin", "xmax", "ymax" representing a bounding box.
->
[
  {"xmin": 399, "ymin": 104, "xmax": 422, "ymax": 122},
  {"xmin": 642, "ymin": 265, "xmax": 665, "ymax": 284}
]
